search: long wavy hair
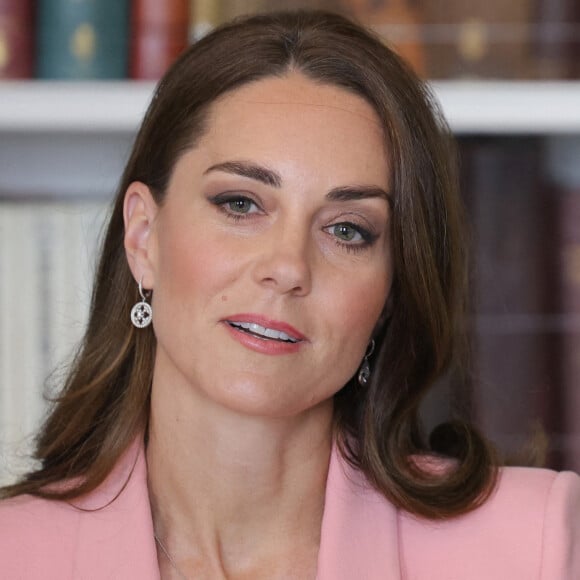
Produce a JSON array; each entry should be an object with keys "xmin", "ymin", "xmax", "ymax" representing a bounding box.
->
[{"xmin": 1, "ymin": 10, "xmax": 496, "ymax": 518}]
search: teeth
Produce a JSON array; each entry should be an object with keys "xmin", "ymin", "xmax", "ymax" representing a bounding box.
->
[{"xmin": 229, "ymin": 321, "xmax": 298, "ymax": 343}]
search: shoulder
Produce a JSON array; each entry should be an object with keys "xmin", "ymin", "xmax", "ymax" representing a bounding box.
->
[
  {"xmin": 0, "ymin": 490, "xmax": 79, "ymax": 521},
  {"xmin": 0, "ymin": 493, "xmax": 82, "ymax": 577},
  {"xmin": 399, "ymin": 466, "xmax": 580, "ymax": 580},
  {"xmin": 0, "ymin": 491, "xmax": 82, "ymax": 535},
  {"xmin": 321, "ymin": 449, "xmax": 580, "ymax": 579},
  {"xmin": 0, "ymin": 439, "xmax": 159, "ymax": 579}
]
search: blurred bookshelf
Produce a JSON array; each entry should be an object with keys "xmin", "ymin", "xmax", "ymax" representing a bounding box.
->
[{"xmin": 1, "ymin": 0, "xmax": 580, "ymax": 482}]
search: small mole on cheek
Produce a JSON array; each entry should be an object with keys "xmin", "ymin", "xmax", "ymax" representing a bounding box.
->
[{"xmin": 221, "ymin": 295, "xmax": 228, "ymax": 302}]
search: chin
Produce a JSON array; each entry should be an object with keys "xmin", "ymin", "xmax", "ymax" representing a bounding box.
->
[{"xmin": 207, "ymin": 375, "xmax": 333, "ymax": 419}]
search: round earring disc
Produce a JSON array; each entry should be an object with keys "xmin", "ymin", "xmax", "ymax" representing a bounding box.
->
[{"xmin": 131, "ymin": 301, "xmax": 153, "ymax": 328}]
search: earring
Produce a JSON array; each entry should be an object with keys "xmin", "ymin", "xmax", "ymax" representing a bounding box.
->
[
  {"xmin": 357, "ymin": 340, "xmax": 375, "ymax": 387},
  {"xmin": 130, "ymin": 277, "xmax": 153, "ymax": 328}
]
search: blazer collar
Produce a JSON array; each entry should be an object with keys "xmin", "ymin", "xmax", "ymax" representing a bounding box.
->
[
  {"xmin": 74, "ymin": 438, "xmax": 401, "ymax": 579},
  {"xmin": 317, "ymin": 446, "xmax": 402, "ymax": 579},
  {"xmin": 72, "ymin": 438, "xmax": 161, "ymax": 579}
]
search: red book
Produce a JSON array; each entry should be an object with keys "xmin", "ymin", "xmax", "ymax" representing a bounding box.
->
[
  {"xmin": 130, "ymin": 0, "xmax": 190, "ymax": 80},
  {"xmin": 0, "ymin": 0, "xmax": 34, "ymax": 78}
]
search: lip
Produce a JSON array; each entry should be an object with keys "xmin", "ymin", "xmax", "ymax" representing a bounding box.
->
[
  {"xmin": 223, "ymin": 314, "xmax": 307, "ymax": 341},
  {"xmin": 221, "ymin": 313, "xmax": 307, "ymax": 356}
]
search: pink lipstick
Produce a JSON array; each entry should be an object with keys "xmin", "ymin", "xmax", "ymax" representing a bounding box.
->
[{"xmin": 222, "ymin": 314, "xmax": 307, "ymax": 355}]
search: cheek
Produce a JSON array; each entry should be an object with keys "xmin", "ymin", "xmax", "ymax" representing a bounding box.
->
[
  {"xmin": 322, "ymin": 264, "xmax": 392, "ymax": 360},
  {"xmin": 339, "ymin": 285, "xmax": 387, "ymax": 339},
  {"xmin": 341, "ymin": 258, "xmax": 392, "ymax": 325},
  {"xmin": 154, "ymin": 227, "xmax": 241, "ymax": 304}
]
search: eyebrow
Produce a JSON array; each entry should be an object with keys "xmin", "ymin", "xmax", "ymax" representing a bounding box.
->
[
  {"xmin": 204, "ymin": 160, "xmax": 281, "ymax": 188},
  {"xmin": 325, "ymin": 185, "xmax": 389, "ymax": 202},
  {"xmin": 204, "ymin": 160, "xmax": 390, "ymax": 201}
]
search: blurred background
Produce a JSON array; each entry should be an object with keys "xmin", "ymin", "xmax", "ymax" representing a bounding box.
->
[{"xmin": 1, "ymin": 0, "xmax": 579, "ymax": 483}]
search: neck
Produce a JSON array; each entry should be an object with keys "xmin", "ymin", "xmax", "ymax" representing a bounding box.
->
[{"xmin": 146, "ymin": 376, "xmax": 333, "ymax": 578}]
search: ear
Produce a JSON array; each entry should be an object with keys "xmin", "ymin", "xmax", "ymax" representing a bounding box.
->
[{"xmin": 123, "ymin": 181, "xmax": 159, "ymax": 290}]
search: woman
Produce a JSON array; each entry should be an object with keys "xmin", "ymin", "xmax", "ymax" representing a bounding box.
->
[{"xmin": 1, "ymin": 10, "xmax": 578, "ymax": 579}]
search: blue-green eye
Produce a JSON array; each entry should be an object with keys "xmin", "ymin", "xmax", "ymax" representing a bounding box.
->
[
  {"xmin": 208, "ymin": 193, "xmax": 263, "ymax": 221},
  {"xmin": 331, "ymin": 223, "xmax": 364, "ymax": 242},
  {"xmin": 226, "ymin": 198, "xmax": 255, "ymax": 214}
]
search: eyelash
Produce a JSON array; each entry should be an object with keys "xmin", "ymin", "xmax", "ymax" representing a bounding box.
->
[
  {"xmin": 209, "ymin": 194, "xmax": 378, "ymax": 253},
  {"xmin": 209, "ymin": 193, "xmax": 262, "ymax": 221},
  {"xmin": 328, "ymin": 223, "xmax": 377, "ymax": 254}
]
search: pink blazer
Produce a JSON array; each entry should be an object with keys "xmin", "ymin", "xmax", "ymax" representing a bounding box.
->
[{"xmin": 1, "ymin": 439, "xmax": 579, "ymax": 579}]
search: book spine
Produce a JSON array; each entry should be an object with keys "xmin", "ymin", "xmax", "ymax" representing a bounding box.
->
[
  {"xmin": 218, "ymin": 0, "xmax": 267, "ymax": 22},
  {"xmin": 416, "ymin": 0, "xmax": 533, "ymax": 79},
  {"xmin": 37, "ymin": 0, "xmax": 129, "ymax": 79},
  {"xmin": 341, "ymin": 0, "xmax": 426, "ymax": 76},
  {"xmin": 130, "ymin": 0, "xmax": 190, "ymax": 80},
  {"xmin": 191, "ymin": 0, "xmax": 217, "ymax": 41},
  {"xmin": 0, "ymin": 0, "xmax": 34, "ymax": 78},
  {"xmin": 0, "ymin": 203, "xmax": 45, "ymax": 483},
  {"xmin": 546, "ymin": 137, "xmax": 580, "ymax": 471},
  {"xmin": 460, "ymin": 138, "xmax": 552, "ymax": 462},
  {"xmin": 533, "ymin": 0, "xmax": 579, "ymax": 79},
  {"xmin": 0, "ymin": 198, "xmax": 107, "ymax": 484}
]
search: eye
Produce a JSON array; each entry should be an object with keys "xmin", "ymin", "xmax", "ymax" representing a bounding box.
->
[
  {"xmin": 207, "ymin": 193, "xmax": 263, "ymax": 219},
  {"xmin": 323, "ymin": 220, "xmax": 378, "ymax": 254},
  {"xmin": 330, "ymin": 223, "xmax": 364, "ymax": 243},
  {"xmin": 224, "ymin": 197, "xmax": 258, "ymax": 214}
]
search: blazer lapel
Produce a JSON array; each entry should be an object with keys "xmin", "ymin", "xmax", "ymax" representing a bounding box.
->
[
  {"xmin": 317, "ymin": 446, "xmax": 402, "ymax": 580},
  {"xmin": 72, "ymin": 438, "xmax": 160, "ymax": 579},
  {"xmin": 67, "ymin": 439, "xmax": 402, "ymax": 579}
]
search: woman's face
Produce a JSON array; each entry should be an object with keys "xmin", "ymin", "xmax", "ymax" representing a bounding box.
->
[{"xmin": 130, "ymin": 72, "xmax": 393, "ymax": 418}]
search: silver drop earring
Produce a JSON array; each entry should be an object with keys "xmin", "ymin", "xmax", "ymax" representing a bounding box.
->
[
  {"xmin": 358, "ymin": 340, "xmax": 375, "ymax": 387},
  {"xmin": 130, "ymin": 277, "xmax": 153, "ymax": 328}
]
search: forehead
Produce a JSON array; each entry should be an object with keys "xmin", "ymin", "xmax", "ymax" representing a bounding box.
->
[
  {"xmin": 196, "ymin": 72, "xmax": 389, "ymax": 184},
  {"xmin": 215, "ymin": 71, "xmax": 380, "ymax": 114}
]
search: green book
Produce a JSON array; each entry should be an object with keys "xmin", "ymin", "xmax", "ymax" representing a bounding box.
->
[{"xmin": 37, "ymin": 0, "xmax": 129, "ymax": 79}]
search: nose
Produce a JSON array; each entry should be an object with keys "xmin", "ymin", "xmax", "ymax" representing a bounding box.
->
[{"xmin": 251, "ymin": 223, "xmax": 312, "ymax": 296}]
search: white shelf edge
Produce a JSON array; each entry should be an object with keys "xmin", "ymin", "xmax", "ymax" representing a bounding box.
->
[
  {"xmin": 1, "ymin": 80, "xmax": 580, "ymax": 134},
  {"xmin": 0, "ymin": 81, "xmax": 156, "ymax": 133},
  {"xmin": 431, "ymin": 81, "xmax": 580, "ymax": 135}
]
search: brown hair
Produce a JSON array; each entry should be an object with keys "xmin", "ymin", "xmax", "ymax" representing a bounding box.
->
[{"xmin": 1, "ymin": 10, "xmax": 496, "ymax": 518}]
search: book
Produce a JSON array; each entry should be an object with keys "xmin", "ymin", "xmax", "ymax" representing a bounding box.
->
[
  {"xmin": 545, "ymin": 137, "xmax": 580, "ymax": 471},
  {"xmin": 130, "ymin": 0, "xmax": 190, "ymax": 80},
  {"xmin": 0, "ymin": 0, "xmax": 34, "ymax": 78},
  {"xmin": 217, "ymin": 0, "xmax": 268, "ymax": 21},
  {"xmin": 459, "ymin": 137, "xmax": 554, "ymax": 463},
  {"xmin": 416, "ymin": 0, "xmax": 533, "ymax": 79},
  {"xmin": 340, "ymin": 0, "xmax": 426, "ymax": 76},
  {"xmin": 217, "ymin": 1, "xmax": 344, "ymax": 23},
  {"xmin": 533, "ymin": 0, "xmax": 580, "ymax": 79},
  {"xmin": 0, "ymin": 203, "xmax": 45, "ymax": 483},
  {"xmin": 36, "ymin": 0, "xmax": 129, "ymax": 79},
  {"xmin": 0, "ymin": 198, "xmax": 107, "ymax": 485},
  {"xmin": 261, "ymin": 0, "xmax": 342, "ymax": 11},
  {"xmin": 191, "ymin": 0, "xmax": 218, "ymax": 41}
]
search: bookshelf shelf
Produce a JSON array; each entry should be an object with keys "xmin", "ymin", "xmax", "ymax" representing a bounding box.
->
[
  {"xmin": 1, "ymin": 80, "xmax": 580, "ymax": 135},
  {"xmin": 0, "ymin": 81, "xmax": 155, "ymax": 133},
  {"xmin": 1, "ymin": 80, "xmax": 580, "ymax": 199},
  {"xmin": 431, "ymin": 81, "xmax": 580, "ymax": 135}
]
